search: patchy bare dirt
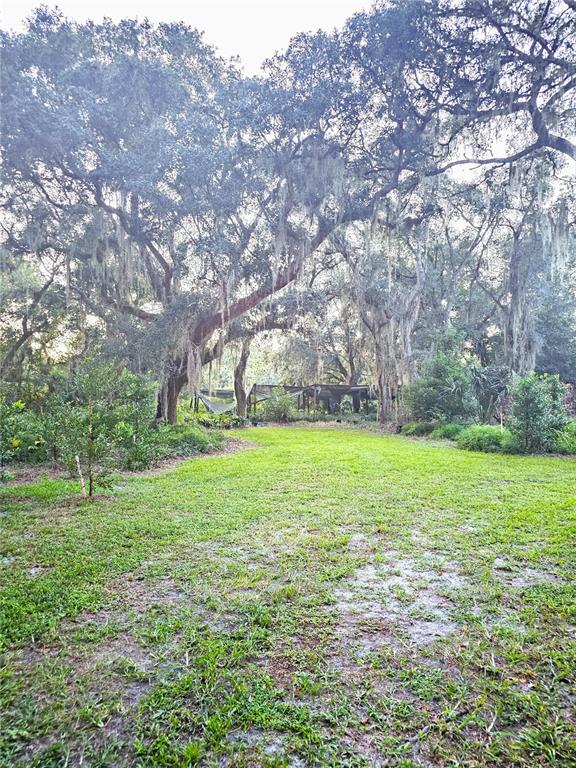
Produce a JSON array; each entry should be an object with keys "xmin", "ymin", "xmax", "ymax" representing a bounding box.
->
[
  {"xmin": 226, "ymin": 729, "xmax": 307, "ymax": 767},
  {"xmin": 327, "ymin": 534, "xmax": 567, "ymax": 664},
  {"xmin": 27, "ymin": 563, "xmax": 53, "ymax": 577},
  {"xmin": 492, "ymin": 557, "xmax": 564, "ymax": 588},
  {"xmin": 332, "ymin": 536, "xmax": 468, "ymax": 655},
  {"xmin": 3, "ymin": 464, "xmax": 68, "ymax": 485},
  {"xmin": 7, "ymin": 566, "xmax": 233, "ymax": 767}
]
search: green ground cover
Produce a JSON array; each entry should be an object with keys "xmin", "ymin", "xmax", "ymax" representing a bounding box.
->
[{"xmin": 0, "ymin": 427, "xmax": 575, "ymax": 767}]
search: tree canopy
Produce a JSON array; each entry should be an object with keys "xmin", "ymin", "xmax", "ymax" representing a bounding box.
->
[{"xmin": 1, "ymin": 1, "xmax": 575, "ymax": 422}]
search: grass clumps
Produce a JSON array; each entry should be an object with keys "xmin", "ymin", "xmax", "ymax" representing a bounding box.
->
[
  {"xmin": 456, "ymin": 425, "xmax": 510, "ymax": 453},
  {"xmin": 429, "ymin": 423, "xmax": 466, "ymax": 440},
  {"xmin": 400, "ymin": 421, "xmax": 436, "ymax": 436},
  {"xmin": 554, "ymin": 420, "xmax": 576, "ymax": 455}
]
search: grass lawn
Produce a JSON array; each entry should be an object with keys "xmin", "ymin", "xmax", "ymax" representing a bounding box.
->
[{"xmin": 1, "ymin": 426, "xmax": 575, "ymax": 767}]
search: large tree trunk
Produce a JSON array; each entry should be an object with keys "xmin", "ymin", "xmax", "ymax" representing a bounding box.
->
[
  {"xmin": 374, "ymin": 336, "xmax": 390, "ymax": 424},
  {"xmin": 234, "ymin": 337, "xmax": 252, "ymax": 418},
  {"xmin": 504, "ymin": 232, "xmax": 536, "ymax": 374},
  {"xmin": 398, "ymin": 234, "xmax": 426, "ymax": 388},
  {"xmin": 347, "ymin": 351, "xmax": 362, "ymax": 412},
  {"xmin": 376, "ymin": 368, "xmax": 390, "ymax": 423},
  {"xmin": 156, "ymin": 371, "xmax": 187, "ymax": 424}
]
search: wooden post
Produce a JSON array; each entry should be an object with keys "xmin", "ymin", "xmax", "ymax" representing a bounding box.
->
[{"xmin": 75, "ymin": 455, "xmax": 87, "ymax": 499}]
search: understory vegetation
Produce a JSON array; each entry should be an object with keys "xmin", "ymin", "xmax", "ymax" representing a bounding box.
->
[
  {"xmin": 0, "ymin": 362, "xmax": 223, "ymax": 494},
  {"xmin": 0, "ymin": 427, "xmax": 574, "ymax": 767},
  {"xmin": 395, "ymin": 335, "xmax": 576, "ymax": 455}
]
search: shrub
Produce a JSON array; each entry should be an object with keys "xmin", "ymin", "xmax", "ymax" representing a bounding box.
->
[
  {"xmin": 457, "ymin": 425, "xmax": 510, "ymax": 453},
  {"xmin": 0, "ymin": 399, "xmax": 47, "ymax": 467},
  {"xmin": 0, "ymin": 367, "xmax": 228, "ymax": 488},
  {"xmin": 261, "ymin": 388, "xmax": 296, "ymax": 422},
  {"xmin": 471, "ymin": 364, "xmax": 511, "ymax": 423},
  {"xmin": 47, "ymin": 363, "xmax": 160, "ymax": 495},
  {"xmin": 554, "ymin": 420, "xmax": 576, "ymax": 455},
  {"xmin": 160, "ymin": 425, "xmax": 223, "ymax": 456},
  {"xmin": 566, "ymin": 384, "xmax": 576, "ymax": 417},
  {"xmin": 508, "ymin": 373, "xmax": 568, "ymax": 454},
  {"xmin": 116, "ymin": 429, "xmax": 167, "ymax": 470},
  {"xmin": 430, "ymin": 423, "xmax": 466, "ymax": 440},
  {"xmin": 39, "ymin": 395, "xmax": 71, "ymax": 464},
  {"xmin": 401, "ymin": 421, "xmax": 436, "ymax": 436},
  {"xmin": 403, "ymin": 332, "xmax": 478, "ymax": 423},
  {"xmin": 547, "ymin": 374, "xmax": 570, "ymax": 432},
  {"xmin": 194, "ymin": 413, "xmax": 246, "ymax": 429}
]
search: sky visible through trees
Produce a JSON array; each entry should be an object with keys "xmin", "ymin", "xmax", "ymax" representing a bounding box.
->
[
  {"xmin": 1, "ymin": 0, "xmax": 575, "ymax": 423},
  {"xmin": 0, "ymin": 0, "xmax": 373, "ymax": 75}
]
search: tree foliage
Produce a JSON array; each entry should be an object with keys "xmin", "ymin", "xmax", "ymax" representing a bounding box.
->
[
  {"xmin": 508, "ymin": 372, "xmax": 568, "ymax": 453},
  {"xmin": 402, "ymin": 332, "xmax": 478, "ymax": 423},
  {"xmin": 0, "ymin": 1, "xmax": 575, "ymax": 432}
]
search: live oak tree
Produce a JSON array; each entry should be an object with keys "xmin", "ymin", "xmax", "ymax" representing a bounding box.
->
[
  {"xmin": 2, "ymin": 11, "xmax": 376, "ymax": 421},
  {"xmin": 1, "ymin": 2, "xmax": 574, "ymax": 423},
  {"xmin": 2, "ymin": 11, "xmax": 231, "ymax": 409}
]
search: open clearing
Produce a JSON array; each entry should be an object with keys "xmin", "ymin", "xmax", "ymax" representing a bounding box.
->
[{"xmin": 1, "ymin": 427, "xmax": 575, "ymax": 767}]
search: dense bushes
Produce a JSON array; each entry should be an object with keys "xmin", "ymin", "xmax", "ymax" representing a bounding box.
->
[
  {"xmin": 403, "ymin": 334, "xmax": 477, "ymax": 423},
  {"xmin": 401, "ymin": 421, "xmax": 466, "ymax": 438},
  {"xmin": 554, "ymin": 421, "xmax": 576, "ymax": 455},
  {"xmin": 471, "ymin": 364, "xmax": 510, "ymax": 423},
  {"xmin": 161, "ymin": 425, "xmax": 222, "ymax": 456},
  {"xmin": 0, "ymin": 399, "xmax": 46, "ymax": 466},
  {"xmin": 508, "ymin": 373, "xmax": 568, "ymax": 453},
  {"xmin": 455, "ymin": 375, "xmax": 573, "ymax": 455},
  {"xmin": 430, "ymin": 423, "xmax": 466, "ymax": 440},
  {"xmin": 401, "ymin": 421, "xmax": 436, "ymax": 436},
  {"xmin": 261, "ymin": 388, "xmax": 296, "ymax": 422},
  {"xmin": 403, "ymin": 361, "xmax": 574, "ymax": 456},
  {"xmin": 194, "ymin": 413, "xmax": 246, "ymax": 429},
  {"xmin": 0, "ymin": 363, "xmax": 224, "ymax": 493},
  {"xmin": 456, "ymin": 420, "xmax": 576, "ymax": 456},
  {"xmin": 456, "ymin": 425, "xmax": 510, "ymax": 453}
]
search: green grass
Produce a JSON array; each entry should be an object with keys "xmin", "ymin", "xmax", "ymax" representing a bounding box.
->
[{"xmin": 0, "ymin": 427, "xmax": 575, "ymax": 767}]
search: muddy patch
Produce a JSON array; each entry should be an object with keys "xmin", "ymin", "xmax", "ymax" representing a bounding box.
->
[
  {"xmin": 333, "ymin": 544, "xmax": 468, "ymax": 654},
  {"xmin": 24, "ymin": 560, "xmax": 56, "ymax": 577},
  {"xmin": 492, "ymin": 557, "xmax": 563, "ymax": 588},
  {"xmin": 105, "ymin": 573, "xmax": 189, "ymax": 608},
  {"xmin": 226, "ymin": 729, "xmax": 306, "ymax": 767}
]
